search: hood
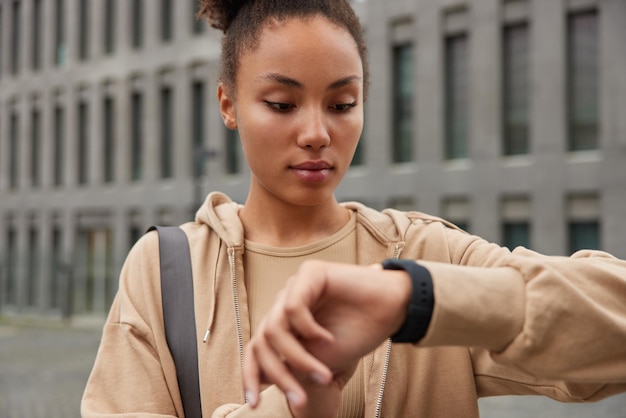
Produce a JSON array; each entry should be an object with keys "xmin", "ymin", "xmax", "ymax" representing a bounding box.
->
[
  {"xmin": 193, "ymin": 192, "xmax": 245, "ymax": 346},
  {"xmin": 194, "ymin": 192, "xmax": 245, "ymax": 249}
]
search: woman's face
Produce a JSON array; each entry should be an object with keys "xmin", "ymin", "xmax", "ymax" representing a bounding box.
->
[{"xmin": 219, "ymin": 15, "xmax": 364, "ymax": 208}]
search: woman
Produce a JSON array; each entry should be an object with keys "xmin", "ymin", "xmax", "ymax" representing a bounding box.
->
[
  {"xmin": 82, "ymin": 0, "xmax": 626, "ymax": 417},
  {"xmin": 83, "ymin": 1, "xmax": 370, "ymax": 417}
]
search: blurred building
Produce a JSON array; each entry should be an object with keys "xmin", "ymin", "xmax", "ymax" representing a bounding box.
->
[
  {"xmin": 0, "ymin": 0, "xmax": 624, "ymax": 319},
  {"xmin": 356, "ymin": 0, "xmax": 626, "ymax": 258}
]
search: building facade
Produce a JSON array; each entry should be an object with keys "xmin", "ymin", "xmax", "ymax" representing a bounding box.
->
[{"xmin": 0, "ymin": 0, "xmax": 624, "ymax": 319}]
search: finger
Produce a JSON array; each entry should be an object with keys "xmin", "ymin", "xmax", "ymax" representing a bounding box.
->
[
  {"xmin": 281, "ymin": 262, "xmax": 336, "ymax": 343},
  {"xmin": 282, "ymin": 295, "xmax": 334, "ymax": 343},
  {"xmin": 247, "ymin": 329, "xmax": 308, "ymax": 408},
  {"xmin": 263, "ymin": 321, "xmax": 333, "ymax": 385},
  {"xmin": 262, "ymin": 292, "xmax": 333, "ymax": 383}
]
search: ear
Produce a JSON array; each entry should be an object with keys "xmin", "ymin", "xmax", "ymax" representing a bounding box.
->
[{"xmin": 217, "ymin": 83, "xmax": 237, "ymax": 130}]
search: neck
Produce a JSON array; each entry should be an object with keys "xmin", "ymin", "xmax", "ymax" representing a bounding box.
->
[{"xmin": 239, "ymin": 194, "xmax": 350, "ymax": 247}]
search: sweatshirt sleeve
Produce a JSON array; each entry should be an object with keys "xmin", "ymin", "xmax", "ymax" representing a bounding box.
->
[
  {"xmin": 81, "ymin": 232, "xmax": 183, "ymax": 418},
  {"xmin": 416, "ymin": 227, "xmax": 626, "ymax": 398}
]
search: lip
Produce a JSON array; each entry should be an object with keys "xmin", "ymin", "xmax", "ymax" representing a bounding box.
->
[
  {"xmin": 290, "ymin": 160, "xmax": 334, "ymax": 183},
  {"xmin": 291, "ymin": 161, "xmax": 333, "ymax": 170}
]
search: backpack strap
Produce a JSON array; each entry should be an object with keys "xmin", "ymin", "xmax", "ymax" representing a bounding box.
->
[{"xmin": 149, "ymin": 225, "xmax": 203, "ymax": 418}]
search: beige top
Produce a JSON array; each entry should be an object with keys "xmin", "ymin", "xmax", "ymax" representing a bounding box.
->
[{"xmin": 244, "ymin": 210, "xmax": 363, "ymax": 417}]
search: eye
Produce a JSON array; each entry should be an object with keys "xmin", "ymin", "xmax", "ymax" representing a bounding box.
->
[
  {"xmin": 331, "ymin": 102, "xmax": 357, "ymax": 112},
  {"xmin": 264, "ymin": 101, "xmax": 295, "ymax": 112}
]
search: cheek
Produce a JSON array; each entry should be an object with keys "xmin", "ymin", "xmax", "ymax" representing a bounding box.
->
[
  {"xmin": 237, "ymin": 117, "xmax": 275, "ymax": 152},
  {"xmin": 336, "ymin": 116, "xmax": 363, "ymax": 151},
  {"xmin": 237, "ymin": 124, "xmax": 283, "ymax": 174}
]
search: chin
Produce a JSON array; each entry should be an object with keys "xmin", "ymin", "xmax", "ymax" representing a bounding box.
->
[{"xmin": 285, "ymin": 189, "xmax": 335, "ymax": 208}]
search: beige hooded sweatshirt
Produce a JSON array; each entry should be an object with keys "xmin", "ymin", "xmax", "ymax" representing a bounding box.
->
[{"xmin": 82, "ymin": 192, "xmax": 626, "ymax": 417}]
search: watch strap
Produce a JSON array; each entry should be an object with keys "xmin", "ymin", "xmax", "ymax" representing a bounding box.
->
[{"xmin": 382, "ymin": 259, "xmax": 434, "ymax": 343}]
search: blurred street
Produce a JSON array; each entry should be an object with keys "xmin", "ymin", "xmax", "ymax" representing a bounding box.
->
[
  {"xmin": 0, "ymin": 320, "xmax": 101, "ymax": 418},
  {"xmin": 0, "ymin": 321, "xmax": 624, "ymax": 418}
]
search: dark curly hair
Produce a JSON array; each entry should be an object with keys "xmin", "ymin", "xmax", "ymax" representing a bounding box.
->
[{"xmin": 197, "ymin": 0, "xmax": 369, "ymax": 97}]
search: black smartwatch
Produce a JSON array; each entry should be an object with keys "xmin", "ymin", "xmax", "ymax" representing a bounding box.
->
[{"xmin": 381, "ymin": 259, "xmax": 434, "ymax": 343}]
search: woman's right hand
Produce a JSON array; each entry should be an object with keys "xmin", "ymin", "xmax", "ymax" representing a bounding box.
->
[{"xmin": 243, "ymin": 260, "xmax": 412, "ymax": 410}]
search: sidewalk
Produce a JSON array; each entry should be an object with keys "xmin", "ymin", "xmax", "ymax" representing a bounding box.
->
[
  {"xmin": 479, "ymin": 394, "xmax": 626, "ymax": 418},
  {"xmin": 0, "ymin": 319, "xmax": 102, "ymax": 418},
  {"xmin": 0, "ymin": 319, "xmax": 624, "ymax": 418}
]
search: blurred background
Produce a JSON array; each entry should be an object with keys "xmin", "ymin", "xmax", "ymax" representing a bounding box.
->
[{"xmin": 0, "ymin": 0, "xmax": 624, "ymax": 416}]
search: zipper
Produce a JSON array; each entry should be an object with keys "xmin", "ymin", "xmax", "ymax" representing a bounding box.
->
[
  {"xmin": 229, "ymin": 247, "xmax": 248, "ymax": 403},
  {"xmin": 374, "ymin": 340, "xmax": 393, "ymax": 418},
  {"xmin": 374, "ymin": 243, "xmax": 404, "ymax": 417},
  {"xmin": 391, "ymin": 242, "xmax": 404, "ymax": 260}
]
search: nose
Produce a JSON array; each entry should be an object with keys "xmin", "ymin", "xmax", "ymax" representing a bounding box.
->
[{"xmin": 296, "ymin": 108, "xmax": 331, "ymax": 150}]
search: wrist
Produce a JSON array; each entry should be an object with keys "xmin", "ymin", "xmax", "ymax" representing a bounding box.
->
[{"xmin": 382, "ymin": 259, "xmax": 434, "ymax": 343}]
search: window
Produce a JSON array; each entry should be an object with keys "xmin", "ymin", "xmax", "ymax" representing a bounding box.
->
[
  {"xmin": 27, "ymin": 226, "xmax": 39, "ymax": 306},
  {"xmin": 191, "ymin": 81, "xmax": 205, "ymax": 177},
  {"xmin": 31, "ymin": 108, "xmax": 41, "ymax": 187},
  {"xmin": 104, "ymin": 0, "xmax": 116, "ymax": 54},
  {"xmin": 77, "ymin": 101, "xmax": 89, "ymax": 185},
  {"xmin": 75, "ymin": 228, "xmax": 95, "ymax": 312},
  {"xmin": 503, "ymin": 222, "xmax": 530, "ymax": 250},
  {"xmin": 225, "ymin": 128, "xmax": 240, "ymax": 174},
  {"xmin": 392, "ymin": 43, "xmax": 414, "ymax": 163},
  {"xmin": 50, "ymin": 226, "xmax": 63, "ymax": 309},
  {"xmin": 501, "ymin": 196, "xmax": 531, "ymax": 249},
  {"xmin": 567, "ymin": 10, "xmax": 599, "ymax": 151},
  {"xmin": 502, "ymin": 22, "xmax": 530, "ymax": 155},
  {"xmin": 11, "ymin": 1, "xmax": 20, "ymax": 75},
  {"xmin": 161, "ymin": 0, "xmax": 173, "ymax": 42},
  {"xmin": 54, "ymin": 0, "xmax": 66, "ymax": 66},
  {"xmin": 192, "ymin": 0, "xmax": 204, "ymax": 34},
  {"xmin": 6, "ymin": 225, "xmax": 18, "ymax": 305},
  {"xmin": 444, "ymin": 33, "xmax": 469, "ymax": 160},
  {"xmin": 129, "ymin": 225, "xmax": 143, "ymax": 248},
  {"xmin": 32, "ymin": 0, "xmax": 43, "ymax": 70},
  {"xmin": 130, "ymin": 0, "xmax": 143, "ymax": 48},
  {"xmin": 103, "ymin": 229, "xmax": 114, "ymax": 307},
  {"xmin": 160, "ymin": 87, "xmax": 174, "ymax": 179},
  {"xmin": 103, "ymin": 96, "xmax": 115, "ymax": 183},
  {"xmin": 569, "ymin": 221, "xmax": 599, "ymax": 254},
  {"xmin": 9, "ymin": 110, "xmax": 19, "ymax": 190},
  {"xmin": 567, "ymin": 194, "xmax": 600, "ymax": 254},
  {"xmin": 130, "ymin": 92, "xmax": 143, "ymax": 181},
  {"xmin": 53, "ymin": 105, "xmax": 65, "ymax": 186},
  {"xmin": 78, "ymin": 0, "xmax": 89, "ymax": 60}
]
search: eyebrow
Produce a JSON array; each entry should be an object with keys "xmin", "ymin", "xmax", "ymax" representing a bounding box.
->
[
  {"xmin": 258, "ymin": 73, "xmax": 361, "ymax": 91},
  {"xmin": 327, "ymin": 75, "xmax": 362, "ymax": 90}
]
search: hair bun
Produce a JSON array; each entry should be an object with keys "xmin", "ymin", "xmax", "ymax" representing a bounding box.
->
[{"xmin": 198, "ymin": 0, "xmax": 249, "ymax": 32}]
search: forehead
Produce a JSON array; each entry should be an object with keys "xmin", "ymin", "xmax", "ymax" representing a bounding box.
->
[{"xmin": 237, "ymin": 16, "xmax": 363, "ymax": 85}]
